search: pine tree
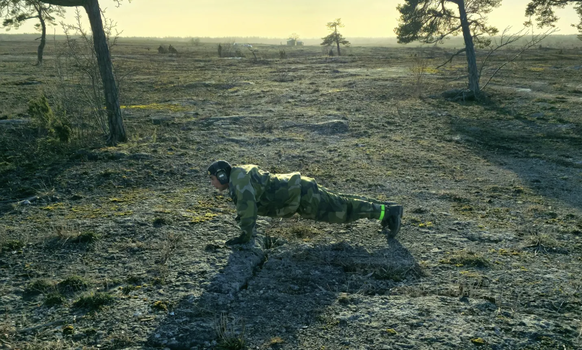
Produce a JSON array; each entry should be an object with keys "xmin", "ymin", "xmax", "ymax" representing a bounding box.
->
[
  {"xmin": 321, "ymin": 18, "xmax": 350, "ymax": 56},
  {"xmin": 395, "ymin": 0, "xmax": 501, "ymax": 98}
]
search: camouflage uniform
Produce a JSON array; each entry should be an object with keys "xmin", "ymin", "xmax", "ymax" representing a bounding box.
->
[{"xmin": 229, "ymin": 165, "xmax": 395, "ymax": 239}]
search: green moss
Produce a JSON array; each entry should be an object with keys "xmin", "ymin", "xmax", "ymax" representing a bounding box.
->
[
  {"xmin": 439, "ymin": 250, "xmax": 490, "ymax": 268},
  {"xmin": 120, "ymin": 103, "xmax": 189, "ymax": 112},
  {"xmin": 384, "ymin": 328, "xmax": 398, "ymax": 336},
  {"xmin": 67, "ymin": 205, "xmax": 104, "ymax": 219},
  {"xmin": 470, "ymin": 338, "xmax": 487, "ymax": 345},
  {"xmin": 151, "ymin": 300, "xmax": 169, "ymax": 311},
  {"xmin": 189, "ymin": 212, "xmax": 218, "ymax": 223},
  {"xmin": 62, "ymin": 325, "xmax": 74, "ymax": 335}
]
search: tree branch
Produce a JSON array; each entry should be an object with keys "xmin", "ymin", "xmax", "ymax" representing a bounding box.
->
[
  {"xmin": 478, "ymin": 27, "xmax": 526, "ymax": 79},
  {"xmin": 40, "ymin": 0, "xmax": 86, "ymax": 6},
  {"xmin": 481, "ymin": 27, "xmax": 557, "ymax": 90},
  {"xmin": 436, "ymin": 48, "xmax": 466, "ymax": 69}
]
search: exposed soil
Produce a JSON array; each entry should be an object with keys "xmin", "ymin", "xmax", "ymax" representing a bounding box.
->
[{"xmin": 1, "ymin": 40, "xmax": 582, "ymax": 350}]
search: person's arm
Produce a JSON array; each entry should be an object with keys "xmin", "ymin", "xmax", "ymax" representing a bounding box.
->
[{"xmin": 231, "ymin": 175, "xmax": 258, "ymax": 237}]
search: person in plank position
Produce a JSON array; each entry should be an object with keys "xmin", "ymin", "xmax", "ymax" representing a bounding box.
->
[{"xmin": 208, "ymin": 160, "xmax": 403, "ymax": 245}]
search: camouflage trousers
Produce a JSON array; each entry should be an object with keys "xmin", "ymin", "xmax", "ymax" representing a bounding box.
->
[{"xmin": 297, "ymin": 177, "xmax": 396, "ymax": 224}]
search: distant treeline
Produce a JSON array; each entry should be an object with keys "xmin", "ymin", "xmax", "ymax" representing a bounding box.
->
[{"xmin": 1, "ymin": 33, "xmax": 580, "ymax": 48}]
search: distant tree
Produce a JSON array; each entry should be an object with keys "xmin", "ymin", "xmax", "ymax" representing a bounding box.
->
[
  {"xmin": 288, "ymin": 32, "xmax": 300, "ymax": 46},
  {"xmin": 395, "ymin": 0, "xmax": 501, "ymax": 99},
  {"xmin": 1, "ymin": 0, "xmax": 65, "ymax": 65},
  {"xmin": 38, "ymin": 0, "xmax": 127, "ymax": 145},
  {"xmin": 525, "ymin": 0, "xmax": 582, "ymax": 33},
  {"xmin": 321, "ymin": 18, "xmax": 350, "ymax": 56}
]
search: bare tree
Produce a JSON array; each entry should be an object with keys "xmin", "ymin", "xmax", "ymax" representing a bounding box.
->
[
  {"xmin": 1, "ymin": 0, "xmax": 65, "ymax": 65},
  {"xmin": 287, "ymin": 32, "xmax": 300, "ymax": 46},
  {"xmin": 38, "ymin": 0, "xmax": 127, "ymax": 145}
]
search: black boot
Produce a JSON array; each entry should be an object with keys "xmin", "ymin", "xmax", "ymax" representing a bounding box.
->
[
  {"xmin": 381, "ymin": 205, "xmax": 403, "ymax": 238},
  {"xmin": 226, "ymin": 232, "xmax": 251, "ymax": 246}
]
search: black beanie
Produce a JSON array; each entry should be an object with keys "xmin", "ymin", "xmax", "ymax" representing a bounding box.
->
[{"xmin": 207, "ymin": 160, "xmax": 232, "ymax": 177}]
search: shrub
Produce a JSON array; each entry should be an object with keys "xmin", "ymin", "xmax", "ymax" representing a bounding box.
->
[
  {"xmin": 71, "ymin": 231, "xmax": 100, "ymax": 244},
  {"xmin": 28, "ymin": 95, "xmax": 54, "ymax": 130},
  {"xmin": 215, "ymin": 313, "xmax": 246, "ymax": 350},
  {"xmin": 57, "ymin": 276, "xmax": 89, "ymax": 294},
  {"xmin": 121, "ymin": 284, "xmax": 141, "ymax": 295},
  {"xmin": 45, "ymin": 293, "xmax": 66, "ymax": 307},
  {"xmin": 25, "ymin": 279, "xmax": 55, "ymax": 295},
  {"xmin": 1, "ymin": 240, "xmax": 24, "ymax": 252},
  {"xmin": 27, "ymin": 96, "xmax": 71, "ymax": 143},
  {"xmin": 73, "ymin": 292, "xmax": 114, "ymax": 311}
]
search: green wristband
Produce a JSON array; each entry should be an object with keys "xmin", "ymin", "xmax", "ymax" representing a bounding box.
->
[{"xmin": 379, "ymin": 204, "xmax": 385, "ymax": 221}]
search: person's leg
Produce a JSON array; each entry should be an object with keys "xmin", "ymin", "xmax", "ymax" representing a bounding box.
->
[
  {"xmin": 333, "ymin": 192, "xmax": 398, "ymax": 207},
  {"xmin": 298, "ymin": 177, "xmax": 403, "ymax": 236},
  {"xmin": 298, "ymin": 178, "xmax": 382, "ymax": 223}
]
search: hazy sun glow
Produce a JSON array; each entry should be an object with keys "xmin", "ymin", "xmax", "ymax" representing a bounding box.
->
[{"xmin": 4, "ymin": 0, "xmax": 581, "ymax": 39}]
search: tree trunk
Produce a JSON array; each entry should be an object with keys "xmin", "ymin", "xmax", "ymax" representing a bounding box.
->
[
  {"xmin": 457, "ymin": 0, "xmax": 480, "ymax": 97},
  {"xmin": 36, "ymin": 6, "xmax": 46, "ymax": 66},
  {"xmin": 83, "ymin": 0, "xmax": 126, "ymax": 145},
  {"xmin": 335, "ymin": 28, "xmax": 341, "ymax": 56}
]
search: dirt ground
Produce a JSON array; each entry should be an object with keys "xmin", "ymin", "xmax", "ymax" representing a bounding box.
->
[{"xmin": 1, "ymin": 39, "xmax": 582, "ymax": 350}]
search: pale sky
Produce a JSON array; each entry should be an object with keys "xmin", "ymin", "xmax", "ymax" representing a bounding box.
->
[{"xmin": 5, "ymin": 0, "xmax": 581, "ymax": 38}]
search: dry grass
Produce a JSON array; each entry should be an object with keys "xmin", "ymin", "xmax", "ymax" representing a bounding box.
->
[
  {"xmin": 215, "ymin": 313, "xmax": 246, "ymax": 350},
  {"xmin": 1, "ymin": 37, "xmax": 581, "ymax": 349}
]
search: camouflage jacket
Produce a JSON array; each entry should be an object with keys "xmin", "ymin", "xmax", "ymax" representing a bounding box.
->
[{"xmin": 228, "ymin": 165, "xmax": 302, "ymax": 236}]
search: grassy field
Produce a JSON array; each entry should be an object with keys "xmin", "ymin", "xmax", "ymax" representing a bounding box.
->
[{"xmin": 1, "ymin": 37, "xmax": 582, "ymax": 349}]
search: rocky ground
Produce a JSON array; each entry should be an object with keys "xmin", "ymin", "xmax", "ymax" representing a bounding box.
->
[{"xmin": 1, "ymin": 40, "xmax": 581, "ymax": 349}]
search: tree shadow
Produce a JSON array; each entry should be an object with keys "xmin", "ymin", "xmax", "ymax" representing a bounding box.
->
[
  {"xmin": 448, "ymin": 113, "xmax": 582, "ymax": 210},
  {"xmin": 147, "ymin": 235, "xmax": 422, "ymax": 349}
]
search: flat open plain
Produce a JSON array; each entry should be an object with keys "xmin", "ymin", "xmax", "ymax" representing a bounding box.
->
[{"xmin": 1, "ymin": 38, "xmax": 582, "ymax": 349}]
